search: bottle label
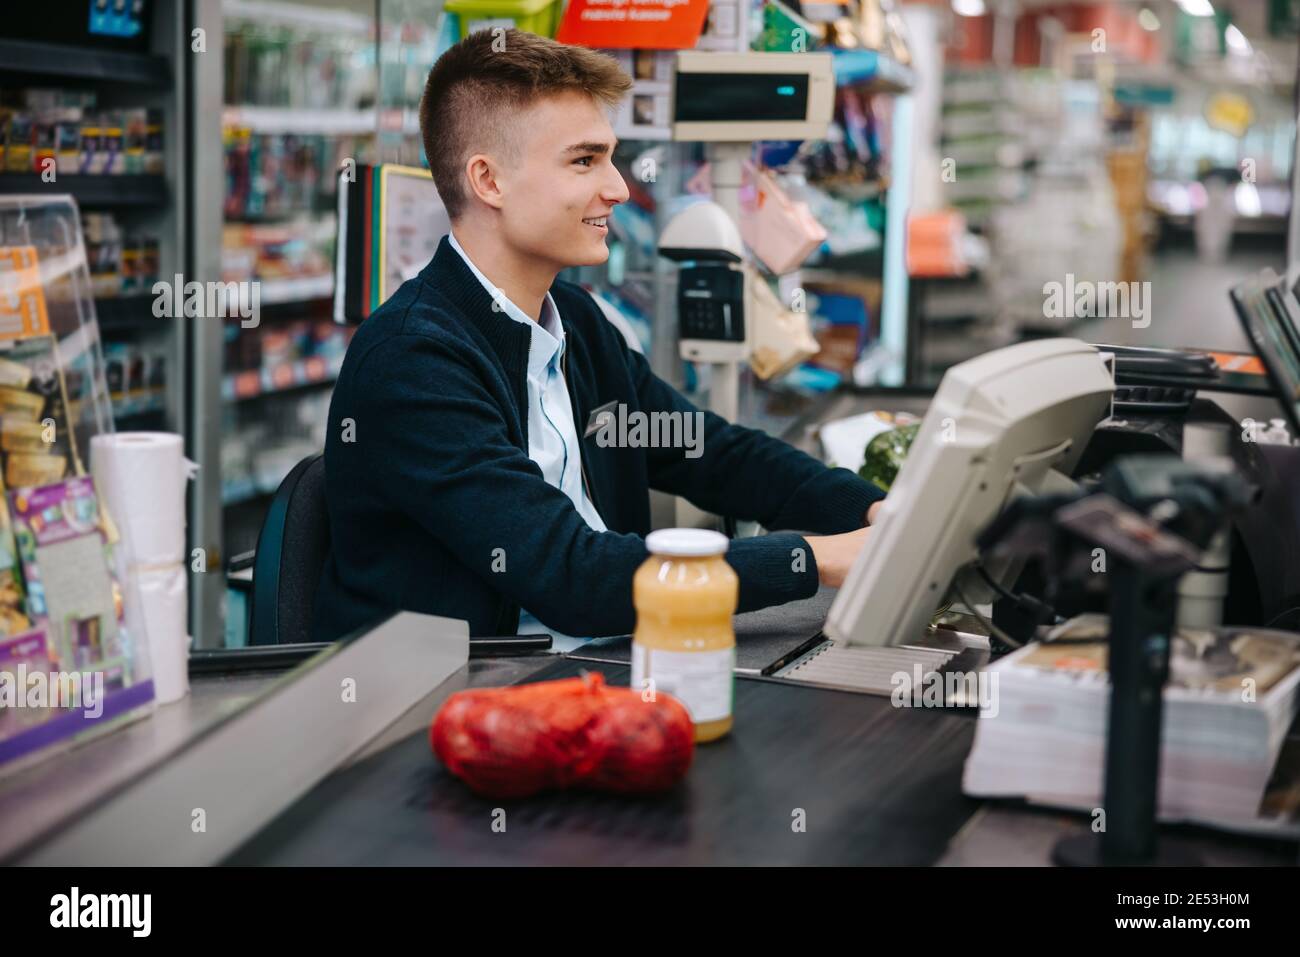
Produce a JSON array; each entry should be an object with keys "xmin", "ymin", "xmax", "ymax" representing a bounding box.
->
[{"xmin": 631, "ymin": 642, "xmax": 734, "ymax": 724}]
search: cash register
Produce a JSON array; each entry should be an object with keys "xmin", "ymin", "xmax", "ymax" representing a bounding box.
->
[{"xmin": 777, "ymin": 266, "xmax": 1300, "ymax": 689}]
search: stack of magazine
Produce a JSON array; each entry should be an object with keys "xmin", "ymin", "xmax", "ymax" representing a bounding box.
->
[{"xmin": 962, "ymin": 623, "xmax": 1300, "ymax": 830}]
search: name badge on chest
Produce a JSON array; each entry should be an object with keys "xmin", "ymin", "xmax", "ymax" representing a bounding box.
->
[{"xmin": 584, "ymin": 400, "xmax": 619, "ymax": 438}]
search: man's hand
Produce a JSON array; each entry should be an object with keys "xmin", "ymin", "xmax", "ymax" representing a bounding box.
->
[
  {"xmin": 866, "ymin": 499, "xmax": 884, "ymax": 525},
  {"xmin": 804, "ymin": 497, "xmax": 884, "ymax": 588},
  {"xmin": 805, "ymin": 526, "xmax": 872, "ymax": 588}
]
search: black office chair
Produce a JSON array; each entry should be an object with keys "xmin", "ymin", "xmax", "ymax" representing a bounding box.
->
[
  {"xmin": 235, "ymin": 450, "xmax": 552, "ymax": 657},
  {"xmin": 247, "ymin": 452, "xmax": 330, "ymax": 646}
]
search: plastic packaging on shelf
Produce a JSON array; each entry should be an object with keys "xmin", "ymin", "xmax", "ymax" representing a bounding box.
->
[
  {"xmin": 223, "ymin": 21, "xmax": 376, "ymax": 111},
  {"xmin": 0, "ymin": 89, "xmax": 163, "ymax": 176},
  {"xmin": 221, "ymin": 218, "xmax": 336, "ymax": 295},
  {"xmin": 83, "ymin": 214, "xmax": 160, "ymax": 299},
  {"xmin": 102, "ymin": 339, "xmax": 167, "ymax": 419},
  {"xmin": 221, "ymin": 389, "xmax": 332, "ymax": 506},
  {"xmin": 0, "ymin": 193, "xmax": 159, "ymax": 768}
]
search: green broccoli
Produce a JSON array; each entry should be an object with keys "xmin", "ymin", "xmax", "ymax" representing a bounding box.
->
[{"xmin": 858, "ymin": 422, "xmax": 920, "ymax": 493}]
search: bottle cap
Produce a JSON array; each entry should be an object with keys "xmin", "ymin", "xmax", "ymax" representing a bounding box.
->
[{"xmin": 645, "ymin": 528, "xmax": 729, "ymax": 557}]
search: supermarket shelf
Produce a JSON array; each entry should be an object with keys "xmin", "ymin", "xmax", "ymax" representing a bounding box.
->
[
  {"xmin": 806, "ymin": 244, "xmax": 885, "ymax": 271},
  {"xmin": 816, "ymin": 177, "xmax": 886, "ymax": 204},
  {"xmin": 921, "ymin": 300, "xmax": 994, "ymax": 323},
  {"xmin": 937, "ymin": 141, "xmax": 1026, "ymax": 169},
  {"xmin": 223, "ymin": 354, "xmax": 344, "ymax": 403},
  {"xmin": 914, "ymin": 274, "xmax": 992, "ymax": 321},
  {"xmin": 921, "ymin": 327, "xmax": 1017, "ymax": 371},
  {"xmin": 223, "ymin": 106, "xmax": 377, "ymax": 136},
  {"xmin": 111, "ymin": 395, "xmax": 166, "ymax": 423},
  {"xmin": 223, "ymin": 105, "xmax": 421, "ymax": 137},
  {"xmin": 832, "ymin": 49, "xmax": 913, "ymax": 94},
  {"xmin": 95, "ymin": 295, "xmax": 162, "ymax": 332},
  {"xmin": 941, "ymin": 111, "xmax": 1022, "ymax": 139},
  {"xmin": 0, "ymin": 174, "xmax": 168, "ymax": 207},
  {"xmin": 224, "ymin": 0, "xmax": 372, "ymax": 35},
  {"xmin": 258, "ymin": 274, "xmax": 334, "ymax": 305},
  {"xmin": 0, "ymin": 39, "xmax": 170, "ymax": 86},
  {"xmin": 222, "ymin": 484, "xmax": 276, "ymax": 508},
  {"xmin": 942, "ymin": 73, "xmax": 1009, "ymax": 106},
  {"xmin": 225, "ymin": 194, "xmax": 338, "ymax": 224},
  {"xmin": 944, "ymin": 169, "xmax": 1027, "ymax": 203},
  {"xmin": 1158, "ymin": 213, "xmax": 1289, "ymax": 236},
  {"xmin": 377, "ymin": 108, "xmax": 423, "ymax": 136}
]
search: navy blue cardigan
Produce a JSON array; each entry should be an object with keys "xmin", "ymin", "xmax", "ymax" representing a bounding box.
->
[{"xmin": 310, "ymin": 235, "xmax": 884, "ymax": 642}]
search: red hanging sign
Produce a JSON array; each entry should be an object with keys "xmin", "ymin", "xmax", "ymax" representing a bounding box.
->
[{"xmin": 556, "ymin": 0, "xmax": 710, "ymax": 50}]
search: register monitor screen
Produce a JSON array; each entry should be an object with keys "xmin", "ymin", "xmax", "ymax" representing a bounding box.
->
[
  {"xmin": 824, "ymin": 339, "xmax": 1114, "ymax": 648},
  {"xmin": 1231, "ymin": 267, "xmax": 1300, "ymax": 438}
]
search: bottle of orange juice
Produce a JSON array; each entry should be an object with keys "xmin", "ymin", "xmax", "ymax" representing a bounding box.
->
[{"xmin": 631, "ymin": 529, "xmax": 738, "ymax": 743}]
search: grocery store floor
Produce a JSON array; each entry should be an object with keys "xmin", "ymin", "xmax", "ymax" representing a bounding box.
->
[{"xmin": 1077, "ymin": 239, "xmax": 1289, "ymax": 427}]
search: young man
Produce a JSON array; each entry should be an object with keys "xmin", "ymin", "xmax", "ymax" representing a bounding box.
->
[{"xmin": 311, "ymin": 29, "xmax": 885, "ymax": 648}]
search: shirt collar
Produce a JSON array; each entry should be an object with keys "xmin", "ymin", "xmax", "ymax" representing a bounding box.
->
[{"xmin": 448, "ymin": 229, "xmax": 564, "ymax": 373}]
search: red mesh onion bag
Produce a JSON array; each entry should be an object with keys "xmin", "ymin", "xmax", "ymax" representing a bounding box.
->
[{"xmin": 430, "ymin": 672, "xmax": 695, "ymax": 798}]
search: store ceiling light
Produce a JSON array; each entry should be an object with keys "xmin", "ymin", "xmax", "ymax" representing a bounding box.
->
[
  {"xmin": 1174, "ymin": 0, "xmax": 1215, "ymax": 16},
  {"xmin": 951, "ymin": 0, "xmax": 986, "ymax": 17},
  {"xmin": 1225, "ymin": 24, "xmax": 1252, "ymax": 56},
  {"xmin": 1138, "ymin": 7, "xmax": 1160, "ymax": 31}
]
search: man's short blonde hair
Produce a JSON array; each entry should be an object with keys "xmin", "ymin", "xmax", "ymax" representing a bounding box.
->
[{"xmin": 419, "ymin": 29, "xmax": 632, "ymax": 219}]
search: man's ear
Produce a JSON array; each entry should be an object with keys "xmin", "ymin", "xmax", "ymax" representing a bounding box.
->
[{"xmin": 464, "ymin": 153, "xmax": 507, "ymax": 212}]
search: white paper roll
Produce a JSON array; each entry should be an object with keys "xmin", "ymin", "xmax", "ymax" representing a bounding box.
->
[
  {"xmin": 91, "ymin": 433, "xmax": 198, "ymax": 567},
  {"xmin": 127, "ymin": 564, "xmax": 189, "ymax": 704}
]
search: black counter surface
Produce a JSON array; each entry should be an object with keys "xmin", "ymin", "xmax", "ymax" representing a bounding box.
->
[{"xmin": 227, "ymin": 657, "xmax": 979, "ymax": 865}]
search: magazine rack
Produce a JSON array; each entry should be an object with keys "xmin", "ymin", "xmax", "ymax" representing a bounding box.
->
[{"xmin": 0, "ymin": 193, "xmax": 156, "ymax": 771}]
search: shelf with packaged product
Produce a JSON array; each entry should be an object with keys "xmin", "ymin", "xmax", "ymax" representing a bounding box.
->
[
  {"xmin": 0, "ymin": 174, "xmax": 168, "ymax": 208},
  {"xmin": 0, "ymin": 39, "xmax": 170, "ymax": 87}
]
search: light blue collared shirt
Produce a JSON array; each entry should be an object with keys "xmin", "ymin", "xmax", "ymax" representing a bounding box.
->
[{"xmin": 448, "ymin": 231, "xmax": 604, "ymax": 652}]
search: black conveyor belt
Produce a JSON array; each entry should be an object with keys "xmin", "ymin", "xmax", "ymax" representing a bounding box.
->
[{"xmin": 228, "ymin": 659, "xmax": 980, "ymax": 865}]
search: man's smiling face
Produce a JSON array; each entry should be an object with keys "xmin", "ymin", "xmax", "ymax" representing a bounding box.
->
[{"xmin": 493, "ymin": 90, "xmax": 630, "ymax": 272}]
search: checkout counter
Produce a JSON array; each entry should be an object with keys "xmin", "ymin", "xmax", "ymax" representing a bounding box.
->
[
  {"xmin": 3, "ymin": 595, "xmax": 1294, "ymax": 866},
  {"xmin": 4, "ymin": 336, "xmax": 1299, "ymax": 866}
]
